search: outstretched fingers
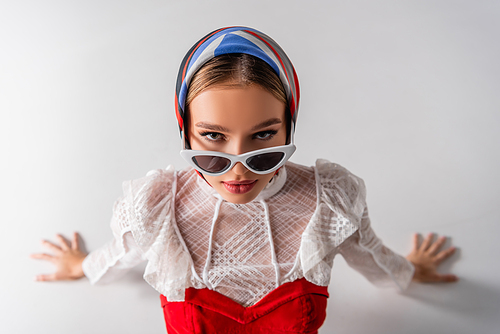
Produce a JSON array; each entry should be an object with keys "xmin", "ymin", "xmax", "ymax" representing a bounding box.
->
[
  {"xmin": 434, "ymin": 246, "xmax": 457, "ymax": 265},
  {"xmin": 419, "ymin": 233, "xmax": 434, "ymax": 252},
  {"xmin": 30, "ymin": 253, "xmax": 56, "ymax": 263},
  {"xmin": 56, "ymin": 234, "xmax": 70, "ymax": 251},
  {"xmin": 407, "ymin": 232, "xmax": 459, "ymax": 284},
  {"xmin": 411, "ymin": 233, "xmax": 420, "ymax": 251},
  {"xmin": 35, "ymin": 273, "xmax": 58, "ymax": 282},
  {"xmin": 427, "ymin": 236, "xmax": 446, "ymax": 255},
  {"xmin": 32, "ymin": 232, "xmax": 87, "ymax": 282},
  {"xmin": 41, "ymin": 239, "xmax": 62, "ymax": 255},
  {"xmin": 71, "ymin": 232, "xmax": 80, "ymax": 251}
]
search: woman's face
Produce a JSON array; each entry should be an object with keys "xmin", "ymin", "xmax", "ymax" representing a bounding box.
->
[{"xmin": 187, "ymin": 84, "xmax": 287, "ymax": 204}]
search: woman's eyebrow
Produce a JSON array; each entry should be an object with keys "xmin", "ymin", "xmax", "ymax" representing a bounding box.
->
[
  {"xmin": 195, "ymin": 122, "xmax": 230, "ymax": 132},
  {"xmin": 195, "ymin": 118, "xmax": 282, "ymax": 132},
  {"xmin": 251, "ymin": 118, "xmax": 282, "ymax": 131}
]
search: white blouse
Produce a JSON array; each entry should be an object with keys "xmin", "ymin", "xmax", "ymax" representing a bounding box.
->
[{"xmin": 82, "ymin": 159, "xmax": 414, "ymax": 306}]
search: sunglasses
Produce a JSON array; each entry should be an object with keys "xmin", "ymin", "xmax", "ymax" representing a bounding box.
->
[
  {"xmin": 179, "ymin": 124, "xmax": 296, "ymax": 176},
  {"xmin": 181, "ymin": 144, "xmax": 296, "ymax": 176}
]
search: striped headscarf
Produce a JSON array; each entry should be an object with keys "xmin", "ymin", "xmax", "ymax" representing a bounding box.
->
[{"xmin": 175, "ymin": 26, "xmax": 300, "ymax": 137}]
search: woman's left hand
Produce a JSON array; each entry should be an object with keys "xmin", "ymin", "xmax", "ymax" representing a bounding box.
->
[{"xmin": 406, "ymin": 233, "xmax": 458, "ymax": 283}]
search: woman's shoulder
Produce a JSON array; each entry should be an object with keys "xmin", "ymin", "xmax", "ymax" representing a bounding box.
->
[
  {"xmin": 283, "ymin": 159, "xmax": 365, "ymax": 210},
  {"xmin": 285, "ymin": 159, "xmax": 364, "ymax": 188},
  {"xmin": 122, "ymin": 166, "xmax": 177, "ymax": 200},
  {"xmin": 313, "ymin": 158, "xmax": 366, "ymax": 218},
  {"xmin": 119, "ymin": 164, "xmax": 198, "ymax": 226},
  {"xmin": 121, "ymin": 164, "xmax": 197, "ymax": 196},
  {"xmin": 119, "ymin": 166, "xmax": 178, "ymax": 250},
  {"xmin": 314, "ymin": 159, "xmax": 362, "ymax": 181}
]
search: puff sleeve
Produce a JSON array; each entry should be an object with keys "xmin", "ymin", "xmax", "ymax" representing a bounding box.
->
[
  {"xmin": 123, "ymin": 166, "xmax": 192, "ymax": 301},
  {"xmin": 82, "ymin": 166, "xmax": 182, "ymax": 289},
  {"xmin": 82, "ymin": 195, "xmax": 146, "ymax": 285},
  {"xmin": 311, "ymin": 159, "xmax": 414, "ymax": 290}
]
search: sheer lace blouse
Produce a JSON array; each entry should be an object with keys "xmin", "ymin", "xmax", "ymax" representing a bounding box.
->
[{"xmin": 82, "ymin": 159, "xmax": 414, "ymax": 306}]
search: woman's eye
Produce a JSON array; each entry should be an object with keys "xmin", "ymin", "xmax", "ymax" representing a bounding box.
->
[
  {"xmin": 254, "ymin": 130, "xmax": 278, "ymax": 140},
  {"xmin": 200, "ymin": 132, "xmax": 224, "ymax": 141}
]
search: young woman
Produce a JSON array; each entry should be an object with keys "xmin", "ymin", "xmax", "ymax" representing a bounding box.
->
[{"xmin": 31, "ymin": 26, "xmax": 458, "ymax": 333}]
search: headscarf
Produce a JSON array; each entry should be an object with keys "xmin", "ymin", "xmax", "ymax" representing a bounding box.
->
[{"xmin": 174, "ymin": 26, "xmax": 300, "ymax": 137}]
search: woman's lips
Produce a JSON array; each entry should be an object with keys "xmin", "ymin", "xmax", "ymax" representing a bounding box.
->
[{"xmin": 222, "ymin": 180, "xmax": 257, "ymax": 194}]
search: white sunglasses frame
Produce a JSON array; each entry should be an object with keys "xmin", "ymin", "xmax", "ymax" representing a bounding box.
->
[
  {"xmin": 179, "ymin": 123, "xmax": 296, "ymax": 176},
  {"xmin": 180, "ymin": 144, "xmax": 296, "ymax": 176}
]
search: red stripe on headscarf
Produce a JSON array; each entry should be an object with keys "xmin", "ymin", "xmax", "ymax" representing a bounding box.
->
[
  {"xmin": 293, "ymin": 67, "xmax": 300, "ymax": 103},
  {"xmin": 174, "ymin": 92, "xmax": 183, "ymax": 130},
  {"xmin": 291, "ymin": 67, "xmax": 300, "ymax": 117}
]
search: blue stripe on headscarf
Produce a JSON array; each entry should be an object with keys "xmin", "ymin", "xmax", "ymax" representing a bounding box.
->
[
  {"xmin": 178, "ymin": 82, "xmax": 188, "ymax": 110},
  {"xmin": 214, "ymin": 34, "xmax": 280, "ymax": 75},
  {"xmin": 186, "ymin": 27, "xmax": 257, "ymax": 73}
]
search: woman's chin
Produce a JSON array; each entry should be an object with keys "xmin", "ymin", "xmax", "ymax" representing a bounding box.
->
[{"xmin": 217, "ymin": 188, "xmax": 260, "ymax": 204}]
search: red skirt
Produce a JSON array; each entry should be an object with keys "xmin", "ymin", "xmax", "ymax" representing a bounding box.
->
[{"xmin": 160, "ymin": 278, "xmax": 329, "ymax": 334}]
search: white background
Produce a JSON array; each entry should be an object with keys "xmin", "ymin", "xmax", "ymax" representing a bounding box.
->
[{"xmin": 1, "ymin": 0, "xmax": 499, "ymax": 333}]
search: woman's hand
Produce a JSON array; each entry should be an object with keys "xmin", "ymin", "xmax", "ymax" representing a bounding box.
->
[
  {"xmin": 406, "ymin": 233, "xmax": 458, "ymax": 283},
  {"xmin": 30, "ymin": 232, "xmax": 87, "ymax": 281}
]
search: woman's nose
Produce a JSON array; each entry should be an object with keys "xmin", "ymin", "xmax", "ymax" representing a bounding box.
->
[
  {"xmin": 232, "ymin": 162, "xmax": 249, "ymax": 175},
  {"xmin": 228, "ymin": 140, "xmax": 251, "ymax": 175}
]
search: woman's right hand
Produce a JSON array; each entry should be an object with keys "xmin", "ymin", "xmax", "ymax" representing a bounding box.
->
[{"xmin": 30, "ymin": 232, "xmax": 87, "ymax": 281}]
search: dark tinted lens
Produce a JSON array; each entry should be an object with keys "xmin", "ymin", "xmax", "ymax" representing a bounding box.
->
[
  {"xmin": 247, "ymin": 152, "xmax": 285, "ymax": 171},
  {"xmin": 192, "ymin": 155, "xmax": 231, "ymax": 173}
]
